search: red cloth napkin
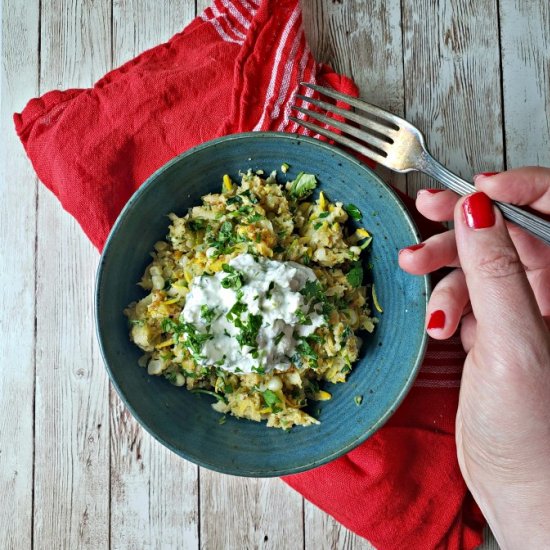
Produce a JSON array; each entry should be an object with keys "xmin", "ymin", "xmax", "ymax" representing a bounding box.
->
[{"xmin": 14, "ymin": 0, "xmax": 485, "ymax": 548}]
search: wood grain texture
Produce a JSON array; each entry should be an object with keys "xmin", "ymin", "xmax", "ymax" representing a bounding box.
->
[
  {"xmin": 9, "ymin": 0, "xmax": 550, "ymax": 547},
  {"xmin": 0, "ymin": 1, "xmax": 40, "ymax": 549},
  {"xmin": 304, "ymin": 503, "xmax": 375, "ymax": 550},
  {"xmin": 33, "ymin": 1, "xmax": 111, "ymax": 548},
  {"xmin": 500, "ymin": 0, "xmax": 550, "ymax": 167},
  {"xmin": 301, "ymin": 0, "xmax": 406, "ymax": 194},
  {"xmin": 199, "ymin": 471, "xmax": 304, "ymax": 550},
  {"xmin": 109, "ymin": 3, "xmax": 200, "ymax": 549},
  {"xmin": 402, "ymin": 0, "xmax": 504, "ymax": 195}
]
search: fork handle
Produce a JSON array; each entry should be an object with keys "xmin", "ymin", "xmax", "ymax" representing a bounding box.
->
[{"xmin": 419, "ymin": 153, "xmax": 550, "ymax": 246}]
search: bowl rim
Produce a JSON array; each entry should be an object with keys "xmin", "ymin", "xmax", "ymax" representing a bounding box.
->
[{"xmin": 95, "ymin": 131, "xmax": 430, "ymax": 477}]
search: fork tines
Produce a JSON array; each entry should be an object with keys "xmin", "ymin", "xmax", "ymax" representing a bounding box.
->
[{"xmin": 290, "ymin": 82, "xmax": 398, "ymax": 164}]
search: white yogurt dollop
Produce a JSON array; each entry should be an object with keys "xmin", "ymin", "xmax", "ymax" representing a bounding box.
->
[{"xmin": 181, "ymin": 253, "xmax": 325, "ymax": 374}]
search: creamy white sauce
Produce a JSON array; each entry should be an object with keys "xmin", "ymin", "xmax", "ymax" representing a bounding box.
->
[{"xmin": 181, "ymin": 253, "xmax": 325, "ymax": 374}]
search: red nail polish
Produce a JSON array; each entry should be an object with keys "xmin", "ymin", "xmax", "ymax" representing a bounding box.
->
[
  {"xmin": 462, "ymin": 192, "xmax": 495, "ymax": 229},
  {"xmin": 401, "ymin": 243, "xmax": 425, "ymax": 253},
  {"xmin": 425, "ymin": 189, "xmax": 444, "ymax": 194},
  {"xmin": 427, "ymin": 310, "xmax": 445, "ymax": 330},
  {"xmin": 477, "ymin": 172, "xmax": 499, "ymax": 178}
]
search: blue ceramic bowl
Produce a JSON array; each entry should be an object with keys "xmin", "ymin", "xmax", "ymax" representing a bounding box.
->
[{"xmin": 96, "ymin": 132, "xmax": 428, "ymax": 477}]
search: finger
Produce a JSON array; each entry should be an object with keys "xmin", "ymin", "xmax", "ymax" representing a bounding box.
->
[
  {"xmin": 416, "ymin": 188, "xmax": 460, "ymax": 222},
  {"xmin": 460, "ymin": 312, "xmax": 477, "ymax": 353},
  {"xmin": 474, "ymin": 167, "xmax": 550, "ymax": 213},
  {"xmin": 426, "ymin": 268, "xmax": 470, "ymax": 339},
  {"xmin": 454, "ymin": 192, "xmax": 548, "ymax": 344},
  {"xmin": 398, "ymin": 230, "xmax": 460, "ymax": 275},
  {"xmin": 506, "ymin": 221, "xmax": 550, "ymax": 271}
]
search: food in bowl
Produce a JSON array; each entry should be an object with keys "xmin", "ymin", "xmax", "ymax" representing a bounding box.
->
[{"xmin": 124, "ymin": 168, "xmax": 376, "ymax": 429}]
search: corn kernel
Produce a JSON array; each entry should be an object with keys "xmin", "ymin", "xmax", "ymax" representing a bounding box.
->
[
  {"xmin": 356, "ymin": 228, "xmax": 371, "ymax": 238},
  {"xmin": 222, "ymin": 174, "xmax": 233, "ymax": 192},
  {"xmin": 314, "ymin": 390, "xmax": 332, "ymax": 401},
  {"xmin": 319, "ymin": 191, "xmax": 327, "ymax": 210}
]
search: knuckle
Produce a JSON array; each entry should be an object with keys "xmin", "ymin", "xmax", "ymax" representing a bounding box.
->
[{"xmin": 476, "ymin": 245, "xmax": 524, "ymax": 280}]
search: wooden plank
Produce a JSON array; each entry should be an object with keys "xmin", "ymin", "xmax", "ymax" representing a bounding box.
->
[
  {"xmin": 304, "ymin": 502, "xmax": 375, "ymax": 550},
  {"xmin": 301, "ymin": 0, "xmax": 406, "ymax": 193},
  {"xmin": 199, "ymin": 472, "xmax": 304, "ymax": 550},
  {"xmin": 33, "ymin": 1, "xmax": 111, "ymax": 548},
  {"xmin": 500, "ymin": 0, "xmax": 550, "ymax": 167},
  {"xmin": 0, "ymin": 1, "xmax": 40, "ymax": 549},
  {"xmin": 402, "ymin": 0, "xmax": 504, "ymax": 196},
  {"xmin": 109, "ymin": 2, "xmax": 200, "ymax": 549}
]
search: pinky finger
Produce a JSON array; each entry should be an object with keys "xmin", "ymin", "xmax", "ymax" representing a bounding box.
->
[{"xmin": 426, "ymin": 268, "xmax": 470, "ymax": 339}]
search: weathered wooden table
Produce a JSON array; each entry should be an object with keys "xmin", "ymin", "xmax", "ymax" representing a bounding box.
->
[{"xmin": 2, "ymin": 1, "xmax": 549, "ymax": 548}]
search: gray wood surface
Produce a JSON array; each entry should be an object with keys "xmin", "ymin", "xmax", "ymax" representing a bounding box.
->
[{"xmin": 3, "ymin": 0, "xmax": 549, "ymax": 548}]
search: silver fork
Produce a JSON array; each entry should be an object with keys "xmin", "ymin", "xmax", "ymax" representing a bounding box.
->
[{"xmin": 291, "ymin": 83, "xmax": 550, "ymax": 246}]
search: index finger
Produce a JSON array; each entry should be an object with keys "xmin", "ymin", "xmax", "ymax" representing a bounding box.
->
[{"xmin": 475, "ymin": 167, "xmax": 550, "ymax": 214}]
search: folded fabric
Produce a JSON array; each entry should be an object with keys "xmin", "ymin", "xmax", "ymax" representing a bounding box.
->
[{"xmin": 14, "ymin": 0, "xmax": 485, "ymax": 548}]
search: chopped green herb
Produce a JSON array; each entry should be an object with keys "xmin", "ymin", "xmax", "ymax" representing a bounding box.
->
[
  {"xmin": 226, "ymin": 195, "xmax": 243, "ymax": 206},
  {"xmin": 235, "ymin": 313, "xmax": 263, "ymax": 349},
  {"xmin": 224, "ymin": 384, "xmax": 234, "ymax": 394},
  {"xmin": 318, "ymin": 212, "xmax": 330, "ymax": 219},
  {"xmin": 281, "ymin": 162, "xmax": 290, "ymax": 173},
  {"xmin": 201, "ymin": 305, "xmax": 217, "ymax": 323},
  {"xmin": 296, "ymin": 339, "xmax": 318, "ymax": 368},
  {"xmin": 262, "ymin": 389, "xmax": 281, "ymax": 408},
  {"xmin": 307, "ymin": 333, "xmax": 325, "ymax": 344},
  {"xmin": 295, "ymin": 308, "xmax": 312, "ymax": 325},
  {"xmin": 191, "ymin": 388, "xmax": 227, "ymax": 403},
  {"xmin": 188, "ymin": 219, "xmax": 206, "ymax": 231},
  {"xmin": 218, "ymin": 415, "xmax": 227, "ymax": 425},
  {"xmin": 221, "ymin": 263, "xmax": 244, "ymax": 289},
  {"xmin": 302, "ymin": 254, "xmax": 311, "ymax": 265},
  {"xmin": 247, "ymin": 213, "xmax": 263, "ymax": 223},
  {"xmin": 354, "ymin": 395, "xmax": 363, "ymax": 406},
  {"xmin": 289, "ymin": 172, "xmax": 318, "ymax": 199},
  {"xmin": 344, "ymin": 204, "xmax": 362, "ymax": 220},
  {"xmin": 313, "ymin": 222, "xmax": 322, "ymax": 230},
  {"xmin": 252, "ymin": 365, "xmax": 266, "ymax": 374},
  {"xmin": 266, "ymin": 281, "xmax": 275, "ymax": 300},
  {"xmin": 274, "ymin": 331, "xmax": 285, "ymax": 345},
  {"xmin": 346, "ymin": 262, "xmax": 364, "ymax": 288},
  {"xmin": 240, "ymin": 189, "xmax": 259, "ymax": 204}
]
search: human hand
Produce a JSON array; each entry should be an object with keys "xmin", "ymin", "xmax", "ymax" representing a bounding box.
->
[{"xmin": 399, "ymin": 168, "xmax": 550, "ymax": 549}]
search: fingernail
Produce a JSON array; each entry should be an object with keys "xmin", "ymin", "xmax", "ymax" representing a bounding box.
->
[
  {"xmin": 400, "ymin": 243, "xmax": 425, "ymax": 253},
  {"xmin": 427, "ymin": 310, "xmax": 446, "ymax": 330},
  {"xmin": 473, "ymin": 171, "xmax": 499, "ymax": 183},
  {"xmin": 417, "ymin": 188, "xmax": 444, "ymax": 196},
  {"xmin": 462, "ymin": 192, "xmax": 495, "ymax": 229}
]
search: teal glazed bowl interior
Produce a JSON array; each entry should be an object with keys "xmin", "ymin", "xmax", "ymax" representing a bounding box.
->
[{"xmin": 96, "ymin": 132, "xmax": 429, "ymax": 477}]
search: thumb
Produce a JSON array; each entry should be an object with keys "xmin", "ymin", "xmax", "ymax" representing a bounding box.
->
[{"xmin": 454, "ymin": 192, "xmax": 546, "ymax": 345}]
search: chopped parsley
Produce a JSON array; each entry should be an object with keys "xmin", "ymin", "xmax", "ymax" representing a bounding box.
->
[
  {"xmin": 262, "ymin": 389, "xmax": 282, "ymax": 412},
  {"xmin": 274, "ymin": 332, "xmax": 285, "ymax": 345},
  {"xmin": 190, "ymin": 388, "xmax": 227, "ymax": 403},
  {"xmin": 295, "ymin": 308, "xmax": 312, "ymax": 325},
  {"xmin": 221, "ymin": 263, "xmax": 245, "ymax": 289},
  {"xmin": 354, "ymin": 395, "xmax": 363, "ymax": 406},
  {"xmin": 200, "ymin": 305, "xmax": 217, "ymax": 323},
  {"xmin": 346, "ymin": 262, "xmax": 364, "ymax": 288},
  {"xmin": 344, "ymin": 204, "xmax": 362, "ymax": 220}
]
